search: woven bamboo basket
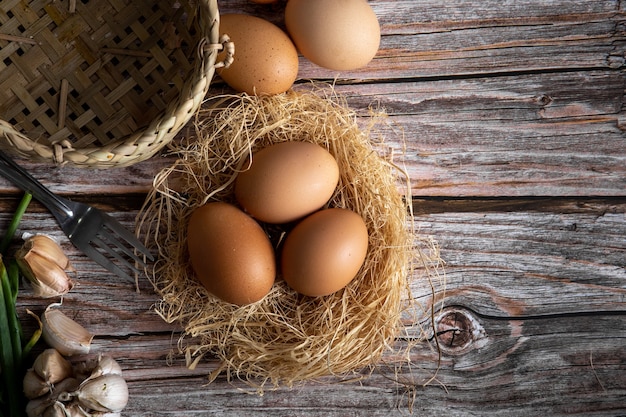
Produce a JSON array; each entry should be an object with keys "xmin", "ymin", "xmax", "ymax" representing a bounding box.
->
[{"xmin": 0, "ymin": 0, "xmax": 233, "ymax": 168}]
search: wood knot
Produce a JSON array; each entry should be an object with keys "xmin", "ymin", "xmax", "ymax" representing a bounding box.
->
[
  {"xmin": 435, "ymin": 308, "xmax": 486, "ymax": 354},
  {"xmin": 534, "ymin": 94, "xmax": 553, "ymax": 106}
]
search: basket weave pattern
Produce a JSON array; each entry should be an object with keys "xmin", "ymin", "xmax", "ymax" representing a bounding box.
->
[{"xmin": 0, "ymin": 0, "xmax": 230, "ymax": 167}]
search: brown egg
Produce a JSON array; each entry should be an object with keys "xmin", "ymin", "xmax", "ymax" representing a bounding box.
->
[
  {"xmin": 218, "ymin": 14, "xmax": 299, "ymax": 95},
  {"xmin": 285, "ymin": 0, "xmax": 380, "ymax": 71},
  {"xmin": 281, "ymin": 208, "xmax": 369, "ymax": 297},
  {"xmin": 187, "ymin": 202, "xmax": 275, "ymax": 306},
  {"xmin": 235, "ymin": 141, "xmax": 339, "ymax": 224}
]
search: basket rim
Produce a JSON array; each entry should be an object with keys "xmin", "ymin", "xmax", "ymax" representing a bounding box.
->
[{"xmin": 0, "ymin": 0, "xmax": 233, "ymax": 168}]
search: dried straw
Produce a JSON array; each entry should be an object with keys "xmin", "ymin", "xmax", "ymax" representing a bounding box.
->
[{"xmin": 138, "ymin": 86, "xmax": 429, "ymax": 389}]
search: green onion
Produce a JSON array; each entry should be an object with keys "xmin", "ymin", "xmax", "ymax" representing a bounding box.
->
[
  {"xmin": 0, "ymin": 263, "xmax": 21, "ymax": 362},
  {"xmin": 0, "ymin": 192, "xmax": 32, "ymax": 256},
  {"xmin": 0, "ymin": 192, "xmax": 33, "ymax": 417},
  {"xmin": 8, "ymin": 259, "xmax": 19, "ymax": 305},
  {"xmin": 0, "ymin": 263, "xmax": 21, "ymax": 417}
]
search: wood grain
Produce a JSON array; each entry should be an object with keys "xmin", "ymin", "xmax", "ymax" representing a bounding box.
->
[
  {"xmin": 110, "ymin": 311, "xmax": 626, "ymax": 417},
  {"xmin": 7, "ymin": 197, "xmax": 625, "ymax": 416},
  {"xmin": 2, "ymin": 0, "xmax": 625, "ymax": 415},
  {"xmin": 220, "ymin": 0, "xmax": 625, "ymax": 79},
  {"xmin": 2, "ymin": 70, "xmax": 623, "ymax": 197}
]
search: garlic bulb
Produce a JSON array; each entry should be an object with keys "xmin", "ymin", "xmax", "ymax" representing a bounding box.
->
[
  {"xmin": 25, "ymin": 349, "xmax": 129, "ymax": 417},
  {"xmin": 32, "ymin": 348, "xmax": 74, "ymax": 385},
  {"xmin": 42, "ymin": 304, "xmax": 94, "ymax": 356},
  {"xmin": 16, "ymin": 234, "xmax": 74, "ymax": 298},
  {"xmin": 75, "ymin": 374, "xmax": 129, "ymax": 413}
]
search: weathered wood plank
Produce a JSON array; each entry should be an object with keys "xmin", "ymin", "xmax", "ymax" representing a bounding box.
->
[
  {"xmin": 15, "ymin": 313, "xmax": 625, "ymax": 417},
  {"xmin": 171, "ymin": 314, "xmax": 624, "ymax": 416},
  {"xmin": 218, "ymin": 0, "xmax": 625, "ymax": 79},
  {"xmin": 9, "ymin": 199, "xmax": 625, "ymax": 333},
  {"xmin": 40, "ymin": 313, "xmax": 624, "ymax": 417},
  {"xmin": 8, "ymin": 199, "xmax": 625, "ymax": 324},
  {"xmin": 7, "ymin": 197, "xmax": 624, "ymax": 416},
  {"xmin": 393, "ymin": 313, "xmax": 626, "ymax": 416},
  {"xmin": 339, "ymin": 71, "xmax": 626, "ymax": 197},
  {"xmin": 13, "ymin": 310, "xmax": 623, "ymax": 417},
  {"xmin": 411, "ymin": 204, "xmax": 626, "ymax": 318},
  {"xmin": 2, "ymin": 70, "xmax": 622, "ymax": 197}
]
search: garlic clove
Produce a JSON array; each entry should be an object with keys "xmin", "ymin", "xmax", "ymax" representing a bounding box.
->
[
  {"xmin": 18, "ymin": 255, "xmax": 74, "ymax": 298},
  {"xmin": 20, "ymin": 234, "xmax": 73, "ymax": 270},
  {"xmin": 17, "ymin": 234, "xmax": 74, "ymax": 298},
  {"xmin": 72, "ymin": 354, "xmax": 123, "ymax": 382},
  {"xmin": 42, "ymin": 305, "xmax": 94, "ymax": 356},
  {"xmin": 23, "ymin": 368, "xmax": 51, "ymax": 399},
  {"xmin": 42, "ymin": 401, "xmax": 70, "ymax": 417},
  {"xmin": 89, "ymin": 355, "xmax": 123, "ymax": 380},
  {"xmin": 50, "ymin": 377, "xmax": 81, "ymax": 401},
  {"xmin": 33, "ymin": 348, "xmax": 74, "ymax": 385},
  {"xmin": 26, "ymin": 397, "xmax": 54, "ymax": 417},
  {"xmin": 76, "ymin": 374, "xmax": 129, "ymax": 413}
]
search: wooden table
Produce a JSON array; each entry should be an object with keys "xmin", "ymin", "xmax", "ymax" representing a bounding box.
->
[{"xmin": 4, "ymin": 0, "xmax": 625, "ymax": 415}]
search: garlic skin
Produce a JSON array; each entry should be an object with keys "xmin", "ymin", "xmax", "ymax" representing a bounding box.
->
[
  {"xmin": 42, "ymin": 305, "xmax": 94, "ymax": 356},
  {"xmin": 76, "ymin": 374, "xmax": 129, "ymax": 413},
  {"xmin": 62, "ymin": 404, "xmax": 86, "ymax": 417},
  {"xmin": 64, "ymin": 404, "xmax": 121, "ymax": 417},
  {"xmin": 17, "ymin": 234, "xmax": 74, "ymax": 298},
  {"xmin": 33, "ymin": 348, "xmax": 74, "ymax": 385}
]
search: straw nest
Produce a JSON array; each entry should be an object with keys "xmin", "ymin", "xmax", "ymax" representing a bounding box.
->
[{"xmin": 138, "ymin": 87, "xmax": 429, "ymax": 388}]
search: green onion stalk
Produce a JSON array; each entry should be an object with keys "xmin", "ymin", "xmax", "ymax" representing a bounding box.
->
[{"xmin": 0, "ymin": 192, "xmax": 38, "ymax": 417}]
